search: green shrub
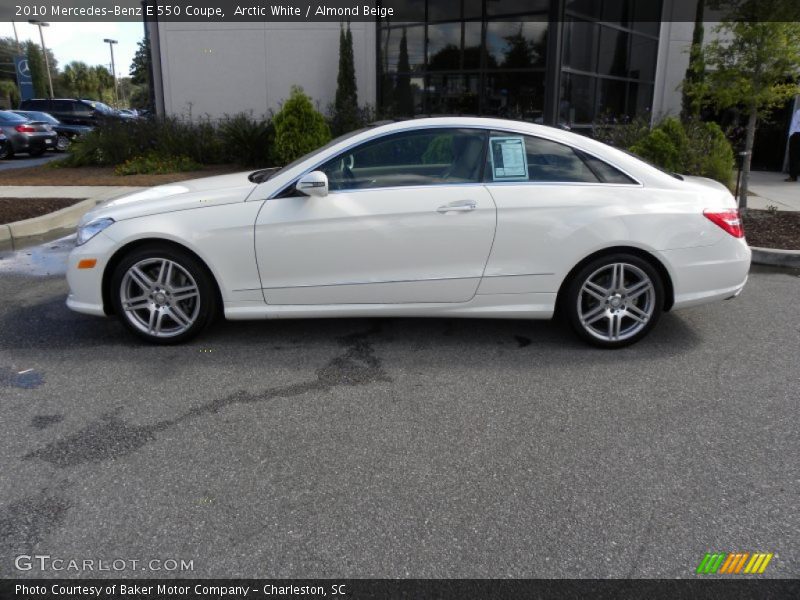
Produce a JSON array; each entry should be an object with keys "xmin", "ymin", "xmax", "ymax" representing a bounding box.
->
[
  {"xmin": 630, "ymin": 129, "xmax": 684, "ymax": 173},
  {"xmin": 218, "ymin": 113, "xmax": 273, "ymax": 167},
  {"xmin": 273, "ymin": 86, "xmax": 331, "ymax": 164},
  {"xmin": 625, "ymin": 117, "xmax": 734, "ymax": 187},
  {"xmin": 64, "ymin": 117, "xmax": 225, "ymax": 168},
  {"xmin": 115, "ymin": 152, "xmax": 201, "ymax": 175}
]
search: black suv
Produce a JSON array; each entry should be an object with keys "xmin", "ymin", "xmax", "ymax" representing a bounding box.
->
[{"xmin": 18, "ymin": 98, "xmax": 118, "ymax": 127}]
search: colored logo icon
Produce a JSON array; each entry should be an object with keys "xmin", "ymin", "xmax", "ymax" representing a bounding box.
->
[{"xmin": 696, "ymin": 552, "xmax": 773, "ymax": 574}]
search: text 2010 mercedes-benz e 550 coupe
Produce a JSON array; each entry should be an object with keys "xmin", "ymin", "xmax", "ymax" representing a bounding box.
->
[{"xmin": 66, "ymin": 118, "xmax": 750, "ymax": 348}]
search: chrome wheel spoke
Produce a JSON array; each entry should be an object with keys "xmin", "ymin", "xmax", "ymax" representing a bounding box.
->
[
  {"xmin": 582, "ymin": 304, "xmax": 607, "ymax": 325},
  {"xmin": 170, "ymin": 304, "xmax": 192, "ymax": 328},
  {"xmin": 172, "ymin": 286, "xmax": 199, "ymax": 302},
  {"xmin": 122, "ymin": 295, "xmax": 150, "ymax": 311},
  {"xmin": 611, "ymin": 263, "xmax": 624, "ymax": 291},
  {"xmin": 626, "ymin": 279, "xmax": 652, "ymax": 300},
  {"xmin": 129, "ymin": 266, "xmax": 154, "ymax": 291},
  {"xmin": 608, "ymin": 313, "xmax": 623, "ymax": 340},
  {"xmin": 626, "ymin": 304, "xmax": 649, "ymax": 323}
]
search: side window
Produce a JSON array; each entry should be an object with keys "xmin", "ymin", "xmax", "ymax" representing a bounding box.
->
[
  {"xmin": 52, "ymin": 101, "xmax": 74, "ymax": 113},
  {"xmin": 578, "ymin": 151, "xmax": 637, "ymax": 184},
  {"xmin": 318, "ymin": 128, "xmax": 486, "ymax": 191},
  {"xmin": 485, "ymin": 131, "xmax": 600, "ymax": 183}
]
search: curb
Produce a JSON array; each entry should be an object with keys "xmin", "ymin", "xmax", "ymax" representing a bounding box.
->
[
  {"xmin": 0, "ymin": 198, "xmax": 97, "ymax": 251},
  {"xmin": 750, "ymin": 246, "xmax": 800, "ymax": 268}
]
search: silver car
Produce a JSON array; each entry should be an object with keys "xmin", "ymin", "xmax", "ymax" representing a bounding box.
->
[{"xmin": 0, "ymin": 110, "xmax": 57, "ymax": 157}]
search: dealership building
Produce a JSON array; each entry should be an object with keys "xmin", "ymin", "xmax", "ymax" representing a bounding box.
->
[{"xmin": 146, "ymin": 1, "xmax": 716, "ymax": 130}]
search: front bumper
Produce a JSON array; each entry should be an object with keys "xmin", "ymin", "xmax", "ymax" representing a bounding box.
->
[{"xmin": 65, "ymin": 232, "xmax": 117, "ymax": 317}]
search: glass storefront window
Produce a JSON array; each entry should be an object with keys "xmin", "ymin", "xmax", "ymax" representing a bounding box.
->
[
  {"xmin": 427, "ymin": 22, "xmax": 482, "ymax": 71},
  {"xmin": 485, "ymin": 22, "xmax": 548, "ymax": 69},
  {"xmin": 563, "ymin": 19, "xmax": 599, "ymax": 73},
  {"xmin": 382, "ymin": 25, "xmax": 425, "ymax": 73}
]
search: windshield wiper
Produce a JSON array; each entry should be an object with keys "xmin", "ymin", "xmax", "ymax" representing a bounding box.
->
[{"xmin": 248, "ymin": 167, "xmax": 282, "ymax": 183}]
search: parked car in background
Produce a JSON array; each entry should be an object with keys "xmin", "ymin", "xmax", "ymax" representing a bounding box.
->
[
  {"xmin": 0, "ymin": 131, "xmax": 9, "ymax": 160},
  {"xmin": 18, "ymin": 98, "xmax": 119, "ymax": 128},
  {"xmin": 0, "ymin": 110, "xmax": 57, "ymax": 157},
  {"xmin": 117, "ymin": 108, "xmax": 139, "ymax": 119},
  {"xmin": 66, "ymin": 117, "xmax": 751, "ymax": 347},
  {"xmin": 11, "ymin": 110, "xmax": 92, "ymax": 152}
]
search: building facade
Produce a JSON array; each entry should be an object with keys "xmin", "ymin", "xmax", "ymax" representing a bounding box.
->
[{"xmin": 147, "ymin": 0, "xmax": 697, "ymax": 129}]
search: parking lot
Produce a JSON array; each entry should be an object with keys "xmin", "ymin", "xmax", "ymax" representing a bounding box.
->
[{"xmin": 0, "ymin": 239, "xmax": 798, "ymax": 579}]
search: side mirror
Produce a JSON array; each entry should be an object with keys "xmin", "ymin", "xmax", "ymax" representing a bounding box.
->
[{"xmin": 296, "ymin": 171, "xmax": 329, "ymax": 197}]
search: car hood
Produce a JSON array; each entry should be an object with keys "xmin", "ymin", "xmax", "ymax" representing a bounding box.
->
[{"xmin": 79, "ymin": 171, "xmax": 257, "ymax": 224}]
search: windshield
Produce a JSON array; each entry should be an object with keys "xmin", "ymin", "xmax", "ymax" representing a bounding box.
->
[{"xmin": 249, "ymin": 127, "xmax": 372, "ymax": 183}]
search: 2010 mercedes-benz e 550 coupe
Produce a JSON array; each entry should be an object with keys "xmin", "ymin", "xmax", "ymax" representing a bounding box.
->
[{"xmin": 66, "ymin": 117, "xmax": 750, "ymax": 348}]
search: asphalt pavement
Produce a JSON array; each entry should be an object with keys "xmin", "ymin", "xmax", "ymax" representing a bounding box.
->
[
  {"xmin": 0, "ymin": 238, "xmax": 798, "ymax": 579},
  {"xmin": 0, "ymin": 153, "xmax": 64, "ymax": 172}
]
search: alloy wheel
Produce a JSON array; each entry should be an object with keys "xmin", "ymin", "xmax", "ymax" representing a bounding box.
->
[
  {"xmin": 577, "ymin": 262, "xmax": 656, "ymax": 343},
  {"xmin": 119, "ymin": 257, "xmax": 201, "ymax": 338}
]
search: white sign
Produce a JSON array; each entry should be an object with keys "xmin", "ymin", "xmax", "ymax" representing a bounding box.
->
[{"xmin": 489, "ymin": 137, "xmax": 528, "ymax": 181}]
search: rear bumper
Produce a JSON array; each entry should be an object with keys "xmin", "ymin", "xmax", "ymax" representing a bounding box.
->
[
  {"xmin": 658, "ymin": 236, "xmax": 751, "ymax": 310},
  {"xmin": 9, "ymin": 133, "xmax": 57, "ymax": 152}
]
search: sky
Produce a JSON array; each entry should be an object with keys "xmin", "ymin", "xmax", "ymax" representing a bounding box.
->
[{"xmin": 0, "ymin": 21, "xmax": 144, "ymax": 79}]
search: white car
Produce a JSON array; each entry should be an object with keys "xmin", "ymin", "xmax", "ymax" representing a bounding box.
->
[{"xmin": 66, "ymin": 117, "xmax": 750, "ymax": 348}]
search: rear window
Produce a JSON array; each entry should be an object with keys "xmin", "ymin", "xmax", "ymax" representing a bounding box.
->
[
  {"xmin": 20, "ymin": 99, "xmax": 48, "ymax": 110},
  {"xmin": 0, "ymin": 110, "xmax": 27, "ymax": 123}
]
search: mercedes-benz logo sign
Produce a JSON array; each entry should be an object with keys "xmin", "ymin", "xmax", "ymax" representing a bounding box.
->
[{"xmin": 18, "ymin": 60, "xmax": 30, "ymax": 76}]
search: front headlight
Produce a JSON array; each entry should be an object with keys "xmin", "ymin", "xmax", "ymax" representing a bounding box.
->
[{"xmin": 76, "ymin": 217, "xmax": 114, "ymax": 246}]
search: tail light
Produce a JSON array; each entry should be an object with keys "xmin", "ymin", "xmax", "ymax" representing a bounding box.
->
[
  {"xmin": 14, "ymin": 124, "xmax": 37, "ymax": 133},
  {"xmin": 704, "ymin": 209, "xmax": 745, "ymax": 238}
]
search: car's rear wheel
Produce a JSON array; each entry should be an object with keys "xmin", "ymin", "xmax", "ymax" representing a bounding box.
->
[
  {"xmin": 565, "ymin": 253, "xmax": 663, "ymax": 348},
  {"xmin": 55, "ymin": 134, "xmax": 70, "ymax": 152},
  {"xmin": 110, "ymin": 245, "xmax": 217, "ymax": 344}
]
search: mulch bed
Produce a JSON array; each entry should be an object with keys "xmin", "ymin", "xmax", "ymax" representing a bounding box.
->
[
  {"xmin": 743, "ymin": 209, "xmax": 800, "ymax": 250},
  {"xmin": 0, "ymin": 164, "xmax": 242, "ymax": 187},
  {"xmin": 0, "ymin": 198, "xmax": 84, "ymax": 225}
]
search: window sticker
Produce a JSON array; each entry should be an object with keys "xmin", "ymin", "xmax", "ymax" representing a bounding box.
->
[{"xmin": 489, "ymin": 136, "xmax": 528, "ymax": 181}]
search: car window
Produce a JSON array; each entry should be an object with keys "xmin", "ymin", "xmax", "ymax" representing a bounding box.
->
[
  {"xmin": 485, "ymin": 131, "xmax": 600, "ymax": 184},
  {"xmin": 0, "ymin": 110, "xmax": 27, "ymax": 124},
  {"xmin": 578, "ymin": 151, "xmax": 637, "ymax": 184},
  {"xmin": 52, "ymin": 101, "xmax": 75, "ymax": 113},
  {"xmin": 318, "ymin": 128, "xmax": 487, "ymax": 191}
]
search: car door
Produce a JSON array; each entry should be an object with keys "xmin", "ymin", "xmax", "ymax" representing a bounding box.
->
[
  {"xmin": 480, "ymin": 130, "xmax": 642, "ymax": 295},
  {"xmin": 254, "ymin": 127, "xmax": 497, "ymax": 305}
]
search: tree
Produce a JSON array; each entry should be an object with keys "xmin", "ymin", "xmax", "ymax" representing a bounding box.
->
[
  {"xmin": 687, "ymin": 0, "xmax": 800, "ymax": 208},
  {"xmin": 25, "ymin": 41, "xmax": 48, "ymax": 97},
  {"xmin": 273, "ymin": 86, "xmax": 331, "ymax": 164},
  {"xmin": 394, "ymin": 28, "xmax": 414, "ymax": 116},
  {"xmin": 130, "ymin": 38, "xmax": 151, "ymax": 86},
  {"xmin": 331, "ymin": 23, "xmax": 360, "ymax": 135},
  {"xmin": 681, "ymin": 0, "xmax": 706, "ymax": 119},
  {"xmin": 0, "ymin": 80, "xmax": 19, "ymax": 109}
]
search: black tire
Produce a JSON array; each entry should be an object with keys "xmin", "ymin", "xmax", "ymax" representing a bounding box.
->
[
  {"xmin": 564, "ymin": 253, "xmax": 664, "ymax": 349},
  {"xmin": 0, "ymin": 144, "xmax": 10, "ymax": 160},
  {"xmin": 55, "ymin": 134, "xmax": 70, "ymax": 152},
  {"xmin": 110, "ymin": 244, "xmax": 218, "ymax": 344}
]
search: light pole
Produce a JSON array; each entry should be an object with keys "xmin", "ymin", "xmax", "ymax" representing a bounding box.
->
[
  {"xmin": 28, "ymin": 20, "xmax": 54, "ymax": 98},
  {"xmin": 103, "ymin": 38, "xmax": 119, "ymax": 105}
]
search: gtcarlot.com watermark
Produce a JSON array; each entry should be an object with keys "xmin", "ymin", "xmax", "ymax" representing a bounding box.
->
[{"xmin": 15, "ymin": 554, "xmax": 194, "ymax": 572}]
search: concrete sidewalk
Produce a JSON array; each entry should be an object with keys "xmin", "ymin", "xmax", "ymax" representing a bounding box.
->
[
  {"xmin": 0, "ymin": 185, "xmax": 144, "ymax": 202},
  {"xmin": 747, "ymin": 171, "xmax": 800, "ymax": 211}
]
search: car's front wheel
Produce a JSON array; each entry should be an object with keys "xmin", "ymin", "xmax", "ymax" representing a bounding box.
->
[
  {"xmin": 564, "ymin": 254, "xmax": 664, "ymax": 348},
  {"xmin": 0, "ymin": 144, "xmax": 10, "ymax": 160},
  {"xmin": 110, "ymin": 245, "xmax": 218, "ymax": 344}
]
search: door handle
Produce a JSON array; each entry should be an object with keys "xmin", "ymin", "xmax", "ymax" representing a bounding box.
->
[{"xmin": 437, "ymin": 200, "xmax": 477, "ymax": 214}]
